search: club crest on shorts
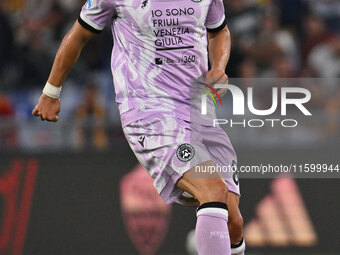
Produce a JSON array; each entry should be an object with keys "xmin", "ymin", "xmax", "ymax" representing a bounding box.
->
[{"xmin": 176, "ymin": 144, "xmax": 195, "ymax": 162}]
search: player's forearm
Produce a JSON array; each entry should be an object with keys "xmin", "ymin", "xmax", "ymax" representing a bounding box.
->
[
  {"xmin": 48, "ymin": 36, "xmax": 82, "ymax": 86},
  {"xmin": 48, "ymin": 22, "xmax": 95, "ymax": 87},
  {"xmin": 208, "ymin": 26, "xmax": 231, "ymax": 72}
]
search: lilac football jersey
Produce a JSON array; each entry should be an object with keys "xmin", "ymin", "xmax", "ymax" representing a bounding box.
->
[{"xmin": 79, "ymin": 0, "xmax": 226, "ymax": 126}]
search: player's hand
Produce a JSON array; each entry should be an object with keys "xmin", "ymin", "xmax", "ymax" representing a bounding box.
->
[
  {"xmin": 206, "ymin": 69, "xmax": 229, "ymax": 98},
  {"xmin": 32, "ymin": 94, "xmax": 60, "ymax": 122}
]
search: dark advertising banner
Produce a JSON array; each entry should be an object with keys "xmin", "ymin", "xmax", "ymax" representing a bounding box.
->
[{"xmin": 1, "ymin": 145, "xmax": 339, "ymax": 255}]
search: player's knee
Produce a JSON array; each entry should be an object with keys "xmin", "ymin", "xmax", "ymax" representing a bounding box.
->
[
  {"xmin": 229, "ymin": 214, "xmax": 244, "ymax": 244},
  {"xmin": 197, "ymin": 179, "xmax": 229, "ymax": 204}
]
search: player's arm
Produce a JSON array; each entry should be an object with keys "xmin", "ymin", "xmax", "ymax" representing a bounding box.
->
[
  {"xmin": 206, "ymin": 25, "xmax": 231, "ymax": 97},
  {"xmin": 207, "ymin": 25, "xmax": 231, "ymax": 74},
  {"xmin": 48, "ymin": 21, "xmax": 96, "ymax": 89},
  {"xmin": 32, "ymin": 21, "xmax": 96, "ymax": 122}
]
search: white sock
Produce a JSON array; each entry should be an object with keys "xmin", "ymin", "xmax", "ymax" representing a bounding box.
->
[{"xmin": 231, "ymin": 238, "xmax": 246, "ymax": 255}]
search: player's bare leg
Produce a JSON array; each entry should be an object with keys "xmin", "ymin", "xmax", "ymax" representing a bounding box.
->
[
  {"xmin": 177, "ymin": 160, "xmax": 231, "ymax": 255},
  {"xmin": 227, "ymin": 192, "xmax": 246, "ymax": 255}
]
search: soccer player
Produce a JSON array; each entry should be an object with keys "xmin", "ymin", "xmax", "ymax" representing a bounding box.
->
[{"xmin": 32, "ymin": 0, "xmax": 245, "ymax": 254}]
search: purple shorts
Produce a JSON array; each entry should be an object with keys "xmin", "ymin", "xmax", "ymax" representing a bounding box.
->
[{"xmin": 123, "ymin": 114, "xmax": 240, "ymax": 205}]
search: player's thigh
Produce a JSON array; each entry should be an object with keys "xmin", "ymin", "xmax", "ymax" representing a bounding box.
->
[{"xmin": 177, "ymin": 160, "xmax": 229, "ymax": 205}]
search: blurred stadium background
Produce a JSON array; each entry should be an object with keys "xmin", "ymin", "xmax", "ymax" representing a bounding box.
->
[{"xmin": 0, "ymin": 0, "xmax": 340, "ymax": 254}]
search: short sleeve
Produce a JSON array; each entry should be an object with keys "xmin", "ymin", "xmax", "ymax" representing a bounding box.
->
[
  {"xmin": 205, "ymin": 0, "xmax": 227, "ymax": 33},
  {"xmin": 78, "ymin": 0, "xmax": 116, "ymax": 33}
]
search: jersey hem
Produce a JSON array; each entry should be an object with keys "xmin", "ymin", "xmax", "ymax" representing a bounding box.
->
[{"xmin": 206, "ymin": 15, "xmax": 227, "ymax": 33}]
